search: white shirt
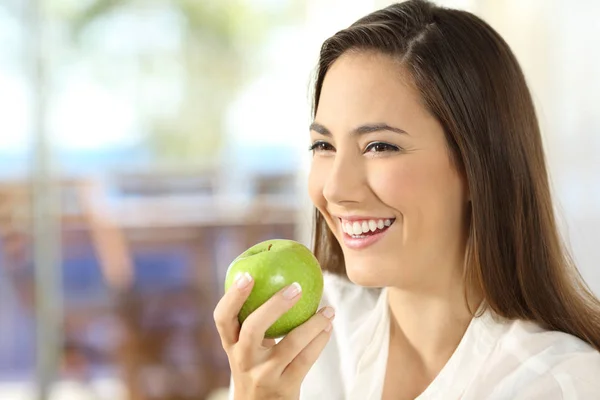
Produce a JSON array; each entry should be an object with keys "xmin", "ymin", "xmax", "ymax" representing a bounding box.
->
[
  {"xmin": 299, "ymin": 273, "xmax": 600, "ymax": 399},
  {"xmin": 228, "ymin": 273, "xmax": 600, "ymax": 399}
]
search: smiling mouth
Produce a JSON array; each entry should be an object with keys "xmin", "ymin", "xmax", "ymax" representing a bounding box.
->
[{"xmin": 339, "ymin": 217, "xmax": 396, "ymax": 238}]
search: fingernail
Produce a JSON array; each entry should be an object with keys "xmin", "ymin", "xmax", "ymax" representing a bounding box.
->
[
  {"xmin": 282, "ymin": 282, "xmax": 302, "ymax": 300},
  {"xmin": 235, "ymin": 272, "xmax": 252, "ymax": 289},
  {"xmin": 322, "ymin": 307, "xmax": 335, "ymax": 319}
]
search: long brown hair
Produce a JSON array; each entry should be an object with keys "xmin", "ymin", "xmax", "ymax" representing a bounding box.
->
[{"xmin": 311, "ymin": 0, "xmax": 600, "ymax": 351}]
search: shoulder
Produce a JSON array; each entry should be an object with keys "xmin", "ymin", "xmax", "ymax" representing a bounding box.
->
[
  {"xmin": 506, "ymin": 319, "xmax": 600, "ymax": 377},
  {"xmin": 497, "ymin": 318, "xmax": 600, "ymax": 367},
  {"xmin": 473, "ymin": 314, "xmax": 600, "ymax": 398}
]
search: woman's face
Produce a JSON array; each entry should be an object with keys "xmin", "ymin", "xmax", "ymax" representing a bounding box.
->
[{"xmin": 308, "ymin": 51, "xmax": 470, "ymax": 289}]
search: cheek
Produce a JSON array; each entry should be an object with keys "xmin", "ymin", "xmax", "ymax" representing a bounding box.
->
[
  {"xmin": 369, "ymin": 155, "xmax": 464, "ymax": 227},
  {"xmin": 368, "ymin": 161, "xmax": 421, "ymax": 207}
]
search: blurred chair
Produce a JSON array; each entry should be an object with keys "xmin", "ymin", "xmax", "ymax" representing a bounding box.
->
[
  {"xmin": 111, "ymin": 168, "xmax": 218, "ymax": 197},
  {"xmin": 0, "ymin": 178, "xmax": 134, "ymax": 288}
]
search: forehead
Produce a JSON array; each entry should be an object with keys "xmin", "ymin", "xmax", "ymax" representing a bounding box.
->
[{"xmin": 315, "ymin": 51, "xmax": 426, "ymax": 128}]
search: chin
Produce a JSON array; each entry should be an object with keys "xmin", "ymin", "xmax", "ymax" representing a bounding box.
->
[{"xmin": 344, "ymin": 260, "xmax": 387, "ymax": 288}]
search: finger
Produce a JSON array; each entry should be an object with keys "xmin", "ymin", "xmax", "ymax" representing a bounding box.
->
[
  {"xmin": 281, "ymin": 320, "xmax": 334, "ymax": 383},
  {"xmin": 273, "ymin": 306, "xmax": 335, "ymax": 367},
  {"xmin": 262, "ymin": 338, "xmax": 276, "ymax": 349},
  {"xmin": 213, "ymin": 272, "xmax": 255, "ymax": 349},
  {"xmin": 238, "ymin": 282, "xmax": 302, "ymax": 353}
]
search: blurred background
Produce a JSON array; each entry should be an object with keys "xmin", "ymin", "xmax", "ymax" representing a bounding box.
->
[{"xmin": 0, "ymin": 0, "xmax": 598, "ymax": 399}]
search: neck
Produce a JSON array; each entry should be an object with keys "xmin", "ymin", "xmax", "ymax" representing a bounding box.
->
[{"xmin": 386, "ymin": 273, "xmax": 481, "ymax": 377}]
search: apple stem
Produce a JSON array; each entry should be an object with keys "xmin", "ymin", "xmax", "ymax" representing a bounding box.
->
[{"xmin": 268, "ymin": 244, "xmax": 273, "ymax": 251}]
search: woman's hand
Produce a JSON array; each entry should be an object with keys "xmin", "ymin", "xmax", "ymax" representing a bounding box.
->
[{"xmin": 213, "ymin": 272, "xmax": 335, "ymax": 400}]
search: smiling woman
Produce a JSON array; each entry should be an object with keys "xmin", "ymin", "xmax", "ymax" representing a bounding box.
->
[
  {"xmin": 306, "ymin": 0, "xmax": 600, "ymax": 398},
  {"xmin": 216, "ymin": 1, "xmax": 600, "ymax": 399}
]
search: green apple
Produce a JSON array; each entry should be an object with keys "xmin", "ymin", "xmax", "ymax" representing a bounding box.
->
[{"xmin": 224, "ymin": 239, "xmax": 324, "ymax": 338}]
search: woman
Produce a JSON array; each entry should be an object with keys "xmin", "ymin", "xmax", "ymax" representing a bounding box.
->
[{"xmin": 213, "ymin": 1, "xmax": 600, "ymax": 399}]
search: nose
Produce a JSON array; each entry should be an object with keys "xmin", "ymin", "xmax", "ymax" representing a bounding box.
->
[{"xmin": 322, "ymin": 152, "xmax": 368, "ymax": 206}]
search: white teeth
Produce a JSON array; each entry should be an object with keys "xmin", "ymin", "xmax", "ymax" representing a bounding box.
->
[
  {"xmin": 361, "ymin": 221, "xmax": 369, "ymax": 232},
  {"xmin": 368, "ymin": 220, "xmax": 377, "ymax": 232},
  {"xmin": 344, "ymin": 222, "xmax": 353, "ymax": 234},
  {"xmin": 341, "ymin": 218, "xmax": 395, "ymax": 236}
]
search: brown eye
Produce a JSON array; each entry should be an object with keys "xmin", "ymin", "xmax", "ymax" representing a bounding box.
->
[
  {"xmin": 309, "ymin": 141, "xmax": 335, "ymax": 153},
  {"xmin": 365, "ymin": 142, "xmax": 400, "ymax": 153}
]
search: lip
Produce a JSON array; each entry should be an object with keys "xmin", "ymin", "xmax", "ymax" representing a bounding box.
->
[{"xmin": 338, "ymin": 218, "xmax": 394, "ymax": 250}]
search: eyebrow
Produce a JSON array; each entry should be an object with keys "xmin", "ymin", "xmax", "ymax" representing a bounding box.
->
[{"xmin": 309, "ymin": 122, "xmax": 408, "ymax": 136}]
